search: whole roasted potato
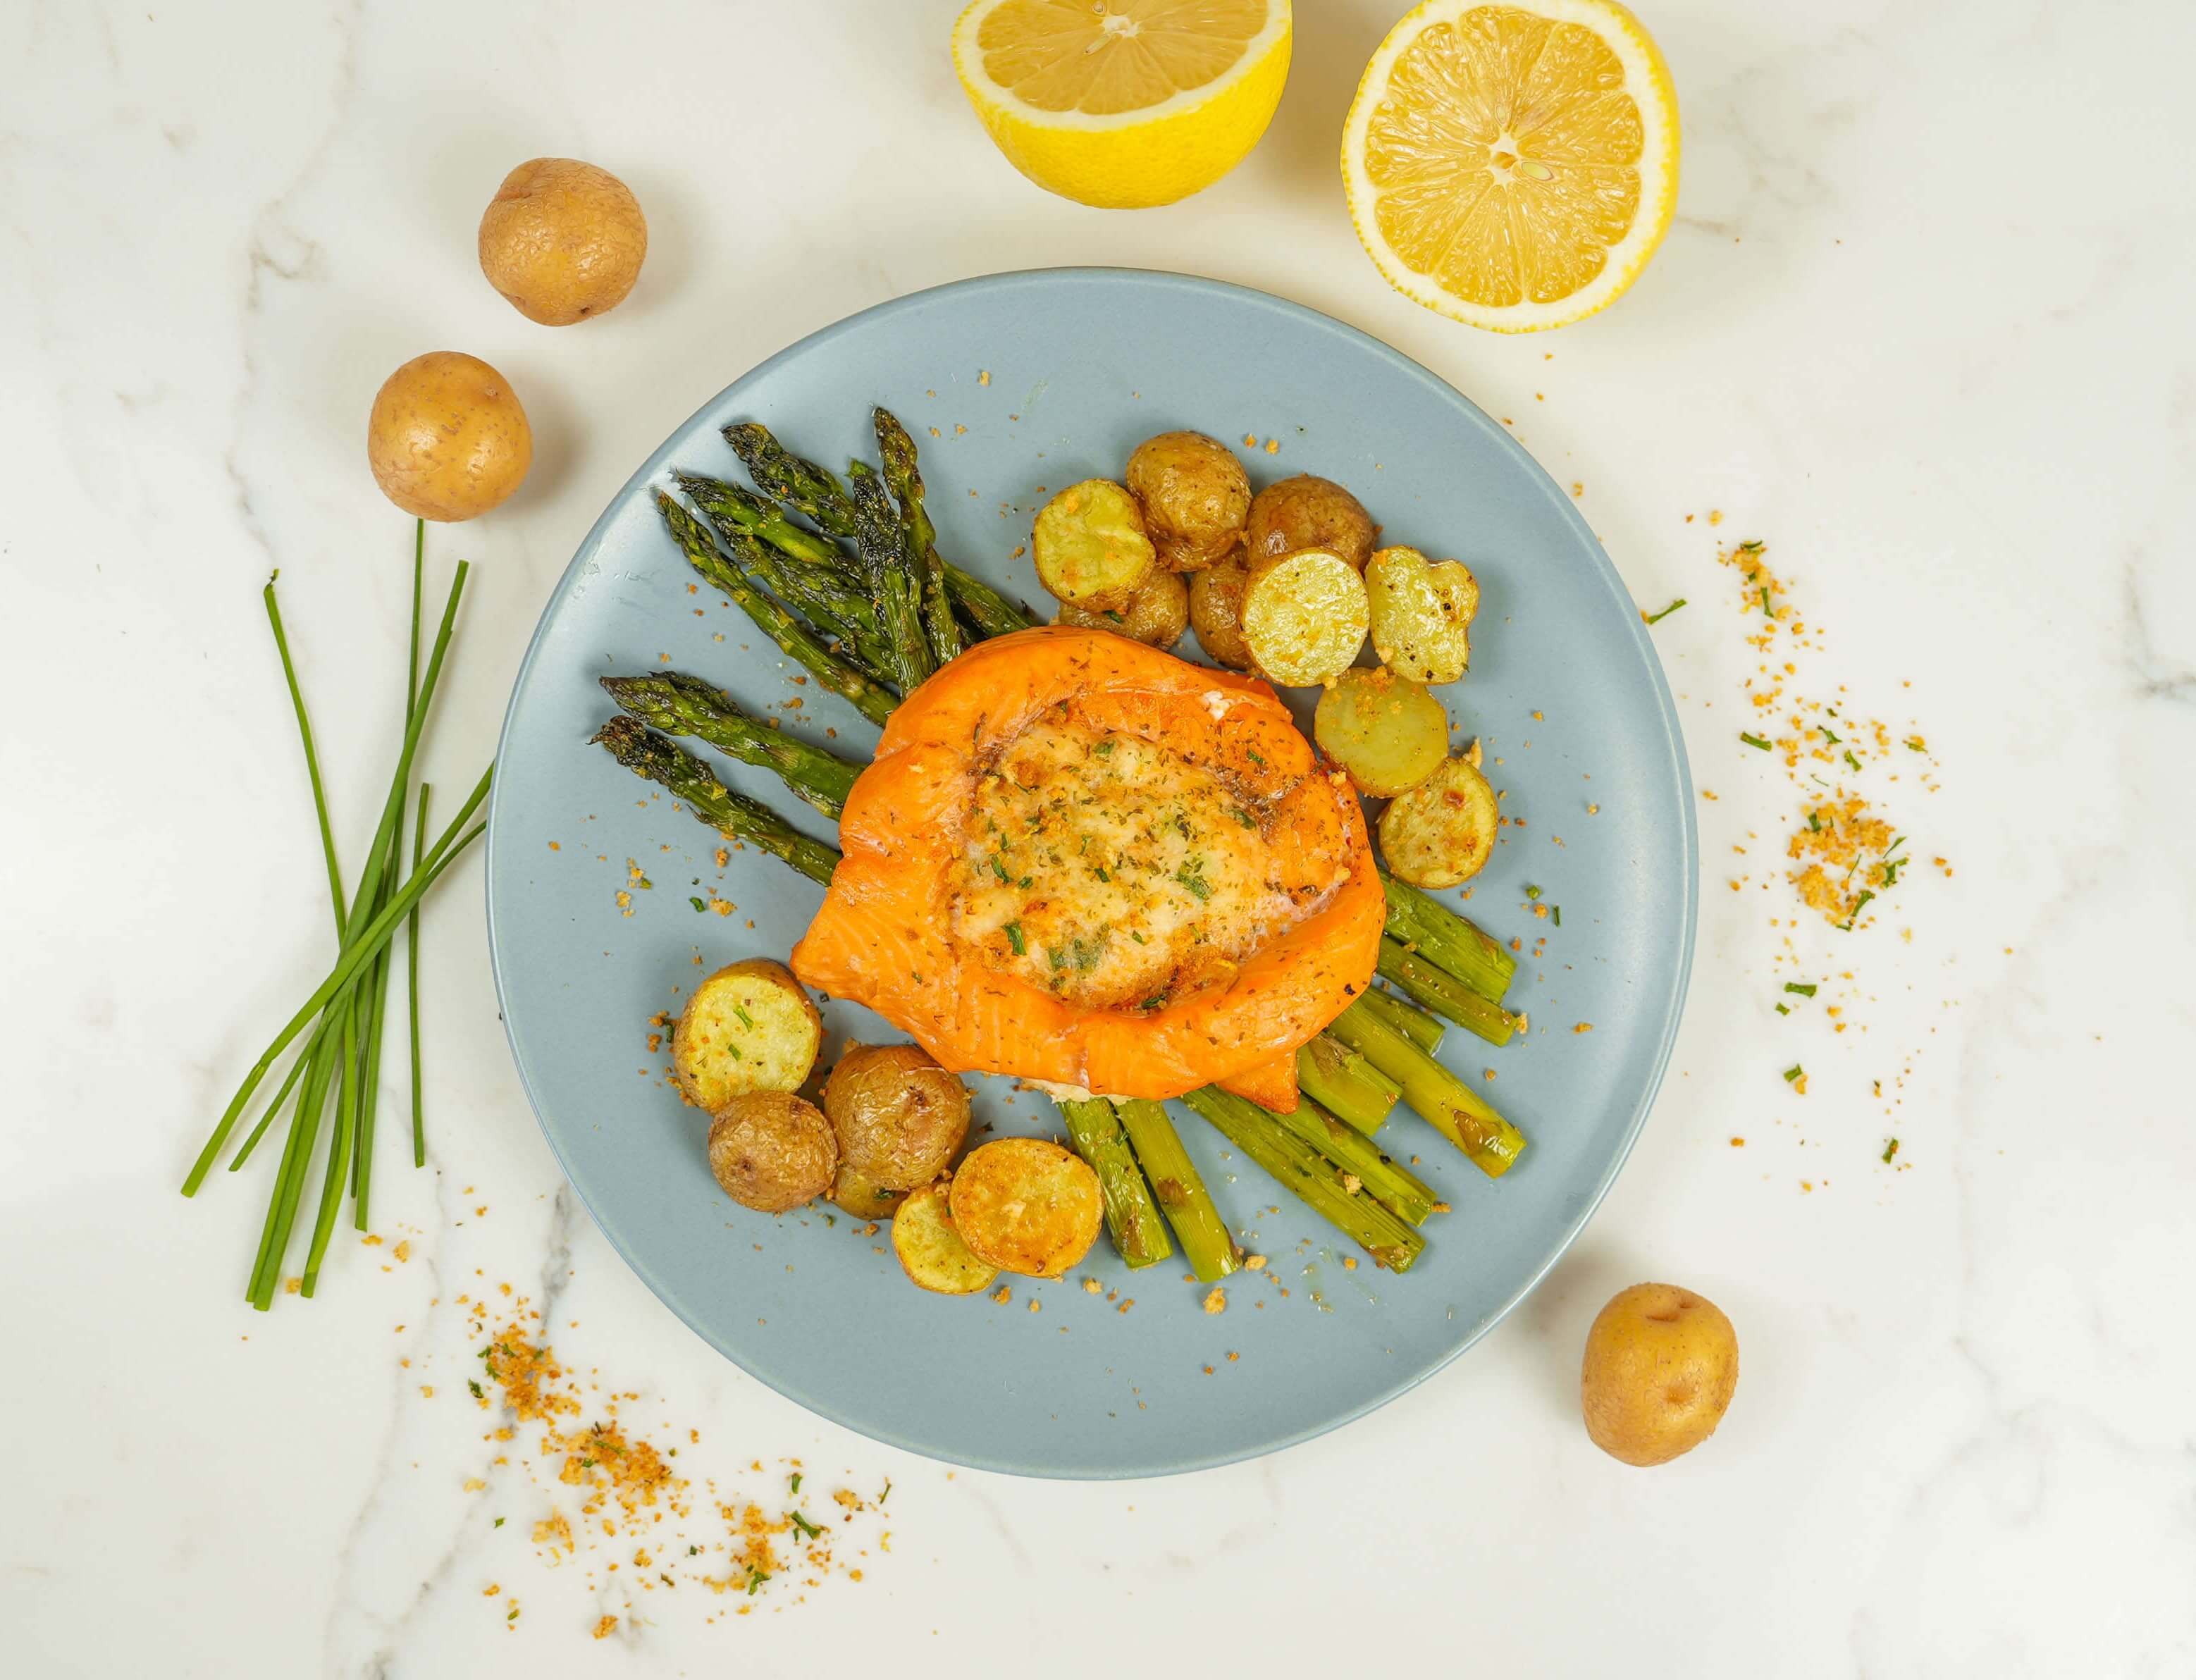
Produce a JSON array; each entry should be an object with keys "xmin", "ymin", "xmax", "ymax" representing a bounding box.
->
[
  {"xmin": 1125, "ymin": 431, "xmax": 1250, "ymax": 571},
  {"xmin": 478, "ymin": 157, "xmax": 648, "ymax": 326},
  {"xmin": 706, "ymin": 1091, "xmax": 837, "ymax": 1213},
  {"xmin": 1245, "ymin": 474, "xmax": 1376, "ymax": 572},
  {"xmin": 1188, "ymin": 557, "xmax": 1254, "ymax": 669},
  {"xmin": 1581, "ymin": 1283, "xmax": 1740, "ymax": 1466},
  {"xmin": 822, "ymin": 1043, "xmax": 971, "ymax": 1190},
  {"xmin": 366, "ymin": 352, "xmax": 531, "ymax": 522}
]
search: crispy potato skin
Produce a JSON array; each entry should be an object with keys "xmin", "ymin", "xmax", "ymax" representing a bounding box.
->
[
  {"xmin": 1033, "ymin": 480, "xmax": 1156, "ymax": 610},
  {"xmin": 828, "ymin": 1161, "xmax": 910, "ymax": 1220},
  {"xmin": 1314, "ymin": 667, "xmax": 1448, "ymax": 797},
  {"xmin": 1245, "ymin": 475, "xmax": 1376, "ymax": 572},
  {"xmin": 1365, "ymin": 545, "xmax": 1478, "ymax": 685},
  {"xmin": 672, "ymin": 958, "xmax": 822, "ymax": 1111},
  {"xmin": 1581, "ymin": 1283, "xmax": 1740, "ymax": 1466},
  {"xmin": 706, "ymin": 1092, "xmax": 837, "ymax": 1213},
  {"xmin": 1377, "ymin": 755, "xmax": 1498, "ymax": 887},
  {"xmin": 477, "ymin": 157, "xmax": 648, "ymax": 326},
  {"xmin": 1188, "ymin": 557, "xmax": 1255, "ymax": 669},
  {"xmin": 1055, "ymin": 569, "xmax": 1188, "ymax": 648},
  {"xmin": 822, "ymin": 1042, "xmax": 971, "ymax": 1189},
  {"xmin": 891, "ymin": 1181, "xmax": 998, "ymax": 1294},
  {"xmin": 948, "ymin": 1138, "xmax": 1103, "ymax": 1278},
  {"xmin": 1126, "ymin": 432, "xmax": 1250, "ymax": 571},
  {"xmin": 366, "ymin": 352, "xmax": 531, "ymax": 522},
  {"xmin": 1241, "ymin": 548, "xmax": 1370, "ymax": 687}
]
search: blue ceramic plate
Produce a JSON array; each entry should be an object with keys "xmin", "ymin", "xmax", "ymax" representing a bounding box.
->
[{"xmin": 486, "ymin": 269, "xmax": 1694, "ymax": 1478}]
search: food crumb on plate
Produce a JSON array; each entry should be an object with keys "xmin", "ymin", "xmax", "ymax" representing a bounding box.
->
[{"xmin": 1202, "ymin": 1287, "xmax": 1226, "ymax": 1314}]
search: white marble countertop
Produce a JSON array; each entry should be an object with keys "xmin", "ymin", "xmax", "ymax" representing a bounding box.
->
[{"xmin": 6, "ymin": 1, "xmax": 2192, "ymax": 1674}]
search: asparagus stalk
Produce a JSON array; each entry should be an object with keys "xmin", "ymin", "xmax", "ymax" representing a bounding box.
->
[
  {"xmin": 1261, "ymin": 1097, "xmax": 1438, "ymax": 1227},
  {"xmin": 875, "ymin": 407, "xmax": 965, "ymax": 667},
  {"xmin": 1354, "ymin": 982, "xmax": 1445, "ymax": 1055},
  {"xmin": 673, "ymin": 469, "xmax": 843, "ymax": 566},
  {"xmin": 602, "ymin": 673, "xmax": 862, "ymax": 819},
  {"xmin": 1111, "ymin": 1099, "xmax": 1240, "ymax": 1282},
  {"xmin": 847, "ymin": 462, "xmax": 934, "ymax": 693},
  {"xmin": 1056, "ymin": 1099, "xmax": 1173, "ymax": 1270},
  {"xmin": 722, "ymin": 422, "xmax": 858, "ymax": 538},
  {"xmin": 1377, "ymin": 938, "xmax": 1519, "ymax": 1046},
  {"xmin": 656, "ymin": 490, "xmax": 897, "ymax": 729},
  {"xmin": 944, "ymin": 562, "xmax": 1039, "ymax": 637},
  {"xmin": 593, "ymin": 717, "xmax": 841, "ymax": 888},
  {"xmin": 1180, "ymin": 1088, "xmax": 1424, "ymax": 1273},
  {"xmin": 676, "ymin": 472, "xmax": 884, "ymax": 667},
  {"xmin": 1295, "ymin": 1033, "xmax": 1401, "ymax": 1135},
  {"xmin": 1382, "ymin": 875, "xmax": 1517, "ymax": 1003},
  {"xmin": 1327, "ymin": 997, "xmax": 1526, "ymax": 1178}
]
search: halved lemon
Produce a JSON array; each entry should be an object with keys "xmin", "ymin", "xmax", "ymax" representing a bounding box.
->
[
  {"xmin": 1342, "ymin": 0, "xmax": 1679, "ymax": 331},
  {"xmin": 953, "ymin": 0, "xmax": 1293, "ymax": 210}
]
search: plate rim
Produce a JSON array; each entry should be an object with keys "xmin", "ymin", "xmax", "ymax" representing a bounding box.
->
[{"xmin": 484, "ymin": 265, "xmax": 1698, "ymax": 1480}]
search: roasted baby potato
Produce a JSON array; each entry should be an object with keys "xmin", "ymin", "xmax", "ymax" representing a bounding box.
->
[
  {"xmin": 366, "ymin": 351, "xmax": 531, "ymax": 522},
  {"xmin": 1366, "ymin": 545, "xmax": 1479, "ymax": 685},
  {"xmin": 1125, "ymin": 431, "xmax": 1250, "ymax": 570},
  {"xmin": 706, "ymin": 1091, "xmax": 837, "ymax": 1213},
  {"xmin": 1378, "ymin": 756, "xmax": 1499, "ymax": 887},
  {"xmin": 1032, "ymin": 479, "xmax": 1156, "ymax": 610},
  {"xmin": 477, "ymin": 156, "xmax": 648, "ymax": 326},
  {"xmin": 1314, "ymin": 667, "xmax": 1449, "ymax": 797},
  {"xmin": 948, "ymin": 1137, "xmax": 1104, "ymax": 1278},
  {"xmin": 1581, "ymin": 1283, "xmax": 1740, "ymax": 1466},
  {"xmin": 822, "ymin": 1042, "xmax": 971, "ymax": 1190},
  {"xmin": 672, "ymin": 958, "xmax": 822, "ymax": 1112},
  {"xmin": 828, "ymin": 1161, "xmax": 910, "ymax": 1221},
  {"xmin": 1188, "ymin": 557, "xmax": 1254, "ymax": 669},
  {"xmin": 1245, "ymin": 474, "xmax": 1376, "ymax": 572},
  {"xmin": 1240, "ymin": 548, "xmax": 1370, "ymax": 688},
  {"xmin": 891, "ymin": 1180, "xmax": 999, "ymax": 1295},
  {"xmin": 1056, "ymin": 568, "xmax": 1188, "ymax": 648}
]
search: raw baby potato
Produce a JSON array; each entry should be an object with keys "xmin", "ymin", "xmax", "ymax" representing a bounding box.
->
[
  {"xmin": 366, "ymin": 351, "xmax": 531, "ymax": 522},
  {"xmin": 1245, "ymin": 474, "xmax": 1376, "ymax": 572},
  {"xmin": 1581, "ymin": 1283, "xmax": 1740, "ymax": 1466},
  {"xmin": 1240, "ymin": 548, "xmax": 1371, "ymax": 687},
  {"xmin": 1188, "ymin": 557, "xmax": 1254, "ymax": 669},
  {"xmin": 1033, "ymin": 479, "xmax": 1156, "ymax": 609},
  {"xmin": 829, "ymin": 1161, "xmax": 910, "ymax": 1221},
  {"xmin": 706, "ymin": 1091, "xmax": 837, "ymax": 1213},
  {"xmin": 1314, "ymin": 666, "xmax": 1449, "ymax": 797},
  {"xmin": 892, "ymin": 1180, "xmax": 998, "ymax": 1295},
  {"xmin": 1056, "ymin": 568, "xmax": 1189, "ymax": 648},
  {"xmin": 1378, "ymin": 755, "xmax": 1498, "ymax": 887},
  {"xmin": 672, "ymin": 958, "xmax": 822, "ymax": 1111},
  {"xmin": 1366, "ymin": 545, "xmax": 1479, "ymax": 685},
  {"xmin": 1125, "ymin": 431, "xmax": 1251, "ymax": 570},
  {"xmin": 949, "ymin": 1137, "xmax": 1104, "ymax": 1278},
  {"xmin": 478, "ymin": 156, "xmax": 648, "ymax": 326},
  {"xmin": 822, "ymin": 1042, "xmax": 971, "ymax": 1190}
]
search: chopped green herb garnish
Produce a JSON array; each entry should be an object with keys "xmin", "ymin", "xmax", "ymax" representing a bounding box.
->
[
  {"xmin": 746, "ymin": 1567, "xmax": 770, "ymax": 1595},
  {"xmin": 1760, "ymin": 588, "xmax": 1775, "ymax": 618},
  {"xmin": 1740, "ymin": 732, "xmax": 1772, "ymax": 751},
  {"xmin": 989, "ymin": 855, "xmax": 1011, "ymax": 882},
  {"xmin": 1525, "ymin": 884, "xmax": 1542, "ymax": 901},
  {"xmin": 467, "ymin": 1379, "xmax": 484, "ymax": 1400},
  {"xmin": 1140, "ymin": 993, "xmax": 1168, "ymax": 1011},
  {"xmin": 1128, "ymin": 929, "xmax": 1145, "ymax": 944},
  {"xmin": 1643, "ymin": 598, "xmax": 1687, "ymax": 624},
  {"xmin": 1807, "ymin": 811, "xmax": 1822, "ymax": 832},
  {"xmin": 1784, "ymin": 982, "xmax": 1817, "ymax": 997},
  {"xmin": 789, "ymin": 1510, "xmax": 824, "ymax": 1540},
  {"xmin": 789, "ymin": 1472, "xmax": 801, "ymax": 1494},
  {"xmin": 1775, "ymin": 1003, "xmax": 1790, "ymax": 1015},
  {"xmin": 1782, "ymin": 1064, "xmax": 1803, "ymax": 1083},
  {"xmin": 1738, "ymin": 539, "xmax": 1765, "ymax": 554},
  {"xmin": 1882, "ymin": 1138, "xmax": 1900, "ymax": 1163},
  {"xmin": 733, "ymin": 1005, "xmax": 755, "ymax": 1030},
  {"xmin": 879, "ymin": 1478, "xmax": 892, "ymax": 1506},
  {"xmin": 1094, "ymin": 866, "xmax": 1111, "ymax": 882},
  {"xmin": 689, "ymin": 896, "xmax": 706, "ymax": 912},
  {"xmin": 1093, "ymin": 739, "xmax": 1115, "ymax": 756},
  {"xmin": 1103, "ymin": 610, "xmax": 1124, "ymax": 624},
  {"xmin": 1905, "ymin": 736, "xmax": 1925, "ymax": 752},
  {"xmin": 1819, "ymin": 724, "xmax": 1841, "ymax": 744},
  {"xmin": 1232, "ymin": 808, "xmax": 1257, "ymax": 829},
  {"xmin": 1176, "ymin": 859, "xmax": 1211, "ymax": 900},
  {"xmin": 1550, "ymin": 905, "xmax": 1561, "ymax": 927},
  {"xmin": 634, "ymin": 875, "xmax": 653, "ymax": 889},
  {"xmin": 1838, "ymin": 889, "xmax": 1876, "ymax": 930},
  {"xmin": 494, "ymin": 1517, "xmax": 505, "ymax": 1528},
  {"xmin": 1245, "ymin": 749, "xmax": 1264, "ymax": 765},
  {"xmin": 1004, "ymin": 922, "xmax": 1025, "ymax": 956},
  {"xmin": 1843, "ymin": 749, "xmax": 1861, "ymax": 772}
]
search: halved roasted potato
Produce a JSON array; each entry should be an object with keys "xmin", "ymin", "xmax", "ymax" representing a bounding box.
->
[
  {"xmin": 1056, "ymin": 567, "xmax": 1188, "ymax": 648},
  {"xmin": 1188, "ymin": 557, "xmax": 1254, "ymax": 669},
  {"xmin": 672, "ymin": 958, "xmax": 822, "ymax": 1111},
  {"xmin": 1378, "ymin": 756, "xmax": 1499, "ymax": 888},
  {"xmin": 1314, "ymin": 666, "xmax": 1450, "ymax": 797},
  {"xmin": 1125, "ymin": 431, "xmax": 1250, "ymax": 571},
  {"xmin": 1245, "ymin": 474, "xmax": 1376, "ymax": 572},
  {"xmin": 948, "ymin": 1137, "xmax": 1104, "ymax": 1278},
  {"xmin": 706, "ymin": 1091, "xmax": 837, "ymax": 1213},
  {"xmin": 892, "ymin": 1180, "xmax": 998, "ymax": 1295},
  {"xmin": 1366, "ymin": 545, "xmax": 1478, "ymax": 685},
  {"xmin": 829, "ymin": 1161, "xmax": 910, "ymax": 1220},
  {"xmin": 1240, "ymin": 548, "xmax": 1370, "ymax": 687},
  {"xmin": 1032, "ymin": 479, "xmax": 1155, "ymax": 610},
  {"xmin": 822, "ymin": 1042, "xmax": 971, "ymax": 1189}
]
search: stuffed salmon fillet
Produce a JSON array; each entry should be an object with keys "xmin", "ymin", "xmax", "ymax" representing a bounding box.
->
[{"xmin": 791, "ymin": 626, "xmax": 1383, "ymax": 1102}]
